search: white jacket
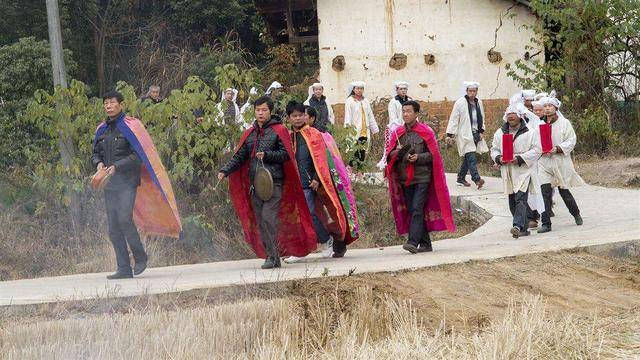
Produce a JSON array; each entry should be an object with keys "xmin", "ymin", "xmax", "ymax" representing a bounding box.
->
[
  {"xmin": 446, "ymin": 96, "xmax": 488, "ymax": 156},
  {"xmin": 537, "ymin": 115, "xmax": 585, "ymax": 188},
  {"xmin": 387, "ymin": 97, "xmax": 411, "ymax": 128},
  {"xmin": 491, "ymin": 123, "xmax": 545, "ymax": 213},
  {"xmin": 344, "ymin": 96, "xmax": 379, "ymax": 140}
]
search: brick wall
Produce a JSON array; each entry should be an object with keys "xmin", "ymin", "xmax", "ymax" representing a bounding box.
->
[{"xmin": 331, "ymin": 98, "xmax": 509, "ymax": 139}]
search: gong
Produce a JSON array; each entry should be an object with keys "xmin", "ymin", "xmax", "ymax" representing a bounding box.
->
[{"xmin": 254, "ymin": 161, "xmax": 274, "ymax": 201}]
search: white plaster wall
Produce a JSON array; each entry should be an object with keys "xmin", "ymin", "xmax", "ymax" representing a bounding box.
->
[{"xmin": 317, "ymin": 0, "xmax": 541, "ymax": 103}]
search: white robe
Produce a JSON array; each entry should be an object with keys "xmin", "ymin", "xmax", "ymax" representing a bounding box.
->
[
  {"xmin": 387, "ymin": 97, "xmax": 411, "ymax": 128},
  {"xmin": 537, "ymin": 115, "xmax": 585, "ymax": 188},
  {"xmin": 446, "ymin": 96, "xmax": 489, "ymax": 156},
  {"xmin": 490, "ymin": 125, "xmax": 545, "ymax": 213},
  {"xmin": 344, "ymin": 96, "xmax": 379, "ymax": 143},
  {"xmin": 216, "ymin": 101, "xmax": 243, "ymax": 126},
  {"xmin": 304, "ymin": 97, "xmax": 335, "ymax": 124}
]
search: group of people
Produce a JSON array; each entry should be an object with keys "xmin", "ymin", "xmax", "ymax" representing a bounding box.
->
[
  {"xmin": 490, "ymin": 88, "xmax": 585, "ymax": 238},
  {"xmin": 91, "ymin": 78, "xmax": 584, "ymax": 278}
]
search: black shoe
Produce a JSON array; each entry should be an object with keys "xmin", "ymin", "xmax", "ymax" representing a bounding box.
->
[
  {"xmin": 537, "ymin": 225, "xmax": 552, "ymax": 234},
  {"xmin": 332, "ymin": 241, "xmax": 347, "ymax": 258},
  {"xmin": 574, "ymin": 215, "xmax": 583, "ymax": 226},
  {"xmin": 133, "ymin": 258, "xmax": 147, "ymax": 276},
  {"xmin": 520, "ymin": 230, "xmax": 531, "ymax": 237},
  {"xmin": 417, "ymin": 243, "xmax": 433, "ymax": 253},
  {"xmin": 510, "ymin": 226, "xmax": 521, "ymax": 239},
  {"xmin": 402, "ymin": 243, "xmax": 419, "ymax": 254},
  {"xmin": 261, "ymin": 257, "xmax": 281, "ymax": 269},
  {"xmin": 107, "ymin": 270, "xmax": 133, "ymax": 280}
]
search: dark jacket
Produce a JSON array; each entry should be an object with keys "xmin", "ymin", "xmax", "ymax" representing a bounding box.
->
[
  {"xmin": 220, "ymin": 116, "xmax": 289, "ymax": 184},
  {"xmin": 293, "ymin": 131, "xmax": 319, "ymax": 189},
  {"xmin": 465, "ymin": 95, "xmax": 484, "ymax": 134},
  {"xmin": 308, "ymin": 96, "xmax": 330, "ymax": 133},
  {"xmin": 387, "ymin": 121, "xmax": 433, "ymax": 185},
  {"xmin": 91, "ymin": 113, "xmax": 142, "ymax": 190}
]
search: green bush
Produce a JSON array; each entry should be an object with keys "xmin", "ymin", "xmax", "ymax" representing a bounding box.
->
[{"xmin": 571, "ymin": 107, "xmax": 619, "ymax": 156}]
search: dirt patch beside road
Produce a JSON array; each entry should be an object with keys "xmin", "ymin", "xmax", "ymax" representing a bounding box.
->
[{"xmin": 575, "ymin": 156, "xmax": 640, "ymax": 188}]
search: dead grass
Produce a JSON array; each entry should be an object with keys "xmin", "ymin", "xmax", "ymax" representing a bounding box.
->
[
  {"xmin": 1, "ymin": 291, "xmax": 636, "ymax": 359},
  {"xmin": 2, "ymin": 247, "xmax": 639, "ymax": 359}
]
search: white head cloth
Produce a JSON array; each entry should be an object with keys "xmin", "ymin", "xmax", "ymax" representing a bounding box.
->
[
  {"xmin": 534, "ymin": 92, "xmax": 548, "ymax": 101},
  {"xmin": 392, "ymin": 81, "xmax": 409, "ymax": 97},
  {"xmin": 347, "ymin": 81, "xmax": 365, "ymax": 97},
  {"xmin": 461, "ymin": 81, "xmax": 479, "ymax": 97},
  {"xmin": 306, "ymin": 82, "xmax": 324, "ymax": 103},
  {"xmin": 531, "ymin": 100, "xmax": 543, "ymax": 108},
  {"xmin": 221, "ymin": 88, "xmax": 238, "ymax": 103},
  {"xmin": 502, "ymin": 103, "xmax": 527, "ymax": 123},
  {"xmin": 540, "ymin": 91, "xmax": 565, "ymax": 118},
  {"xmin": 265, "ymin": 81, "xmax": 283, "ymax": 95},
  {"xmin": 522, "ymin": 89, "xmax": 536, "ymax": 100}
]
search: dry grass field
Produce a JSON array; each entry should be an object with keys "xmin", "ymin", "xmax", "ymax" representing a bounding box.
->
[{"xmin": 2, "ymin": 244, "xmax": 639, "ymax": 359}]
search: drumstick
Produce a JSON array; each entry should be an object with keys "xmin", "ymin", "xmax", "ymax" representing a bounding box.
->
[{"xmin": 212, "ymin": 177, "xmax": 222, "ymax": 191}]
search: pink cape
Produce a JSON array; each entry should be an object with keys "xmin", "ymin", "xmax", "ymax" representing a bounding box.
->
[
  {"xmin": 384, "ymin": 123, "xmax": 456, "ymax": 234},
  {"xmin": 320, "ymin": 132, "xmax": 360, "ymax": 243}
]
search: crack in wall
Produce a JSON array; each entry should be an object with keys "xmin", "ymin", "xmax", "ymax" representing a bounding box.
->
[{"xmin": 490, "ymin": 3, "xmax": 517, "ymax": 97}]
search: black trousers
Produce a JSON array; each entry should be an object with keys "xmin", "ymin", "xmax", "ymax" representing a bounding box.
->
[
  {"xmin": 540, "ymin": 184, "xmax": 580, "ymax": 226},
  {"xmin": 251, "ymin": 184, "xmax": 282, "ymax": 259},
  {"xmin": 508, "ymin": 191, "xmax": 529, "ymax": 231},
  {"xmin": 105, "ymin": 186, "xmax": 146, "ymax": 273},
  {"xmin": 402, "ymin": 182, "xmax": 431, "ymax": 246}
]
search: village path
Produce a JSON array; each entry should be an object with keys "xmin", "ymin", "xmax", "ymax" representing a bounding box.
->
[{"xmin": 1, "ymin": 174, "xmax": 639, "ymax": 306}]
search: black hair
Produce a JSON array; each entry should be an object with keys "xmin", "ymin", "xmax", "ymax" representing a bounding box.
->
[
  {"xmin": 253, "ymin": 96, "xmax": 274, "ymax": 111},
  {"xmin": 304, "ymin": 105, "xmax": 317, "ymax": 119},
  {"xmin": 102, "ymin": 90, "xmax": 124, "ymax": 103},
  {"xmin": 402, "ymin": 100, "xmax": 420, "ymax": 113},
  {"xmin": 285, "ymin": 100, "xmax": 305, "ymax": 116}
]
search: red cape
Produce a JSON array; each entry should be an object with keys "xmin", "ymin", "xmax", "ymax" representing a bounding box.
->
[
  {"xmin": 384, "ymin": 122, "xmax": 456, "ymax": 233},
  {"xmin": 228, "ymin": 123, "xmax": 317, "ymax": 258},
  {"xmin": 295, "ymin": 126, "xmax": 348, "ymax": 242}
]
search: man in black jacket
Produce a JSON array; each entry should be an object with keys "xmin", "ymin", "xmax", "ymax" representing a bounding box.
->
[
  {"xmin": 91, "ymin": 91, "xmax": 147, "ymax": 279},
  {"xmin": 218, "ymin": 96, "xmax": 290, "ymax": 269}
]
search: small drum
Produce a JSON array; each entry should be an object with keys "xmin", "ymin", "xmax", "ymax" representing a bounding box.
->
[{"xmin": 91, "ymin": 167, "xmax": 114, "ymax": 191}]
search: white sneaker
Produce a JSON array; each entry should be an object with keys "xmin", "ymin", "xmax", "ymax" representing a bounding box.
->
[
  {"xmin": 283, "ymin": 256, "xmax": 306, "ymax": 264},
  {"xmin": 321, "ymin": 238, "xmax": 334, "ymax": 258}
]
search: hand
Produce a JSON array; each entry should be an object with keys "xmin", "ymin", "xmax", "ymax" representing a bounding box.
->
[
  {"xmin": 501, "ymin": 159, "xmax": 512, "ymax": 165},
  {"xmin": 107, "ymin": 165, "xmax": 115, "ymax": 174},
  {"xmin": 97, "ymin": 162, "xmax": 105, "ymax": 171},
  {"xmin": 407, "ymin": 154, "xmax": 418, "ymax": 163},
  {"xmin": 492, "ymin": 162, "xmax": 500, "ymax": 170},
  {"xmin": 217, "ymin": 172, "xmax": 225, "ymax": 181},
  {"xmin": 310, "ymin": 179, "xmax": 320, "ymax": 191},
  {"xmin": 445, "ymin": 137, "xmax": 455, "ymax": 146},
  {"xmin": 256, "ymin": 151, "xmax": 265, "ymax": 160}
]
